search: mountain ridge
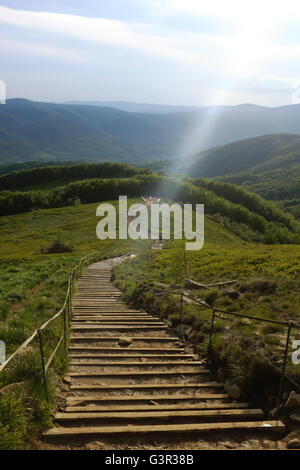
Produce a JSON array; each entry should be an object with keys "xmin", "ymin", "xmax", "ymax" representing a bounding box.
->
[{"xmin": 1, "ymin": 98, "xmax": 300, "ymax": 165}]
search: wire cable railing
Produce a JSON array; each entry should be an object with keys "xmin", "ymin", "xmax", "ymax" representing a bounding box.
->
[{"xmin": 114, "ymin": 266, "xmax": 300, "ymax": 419}]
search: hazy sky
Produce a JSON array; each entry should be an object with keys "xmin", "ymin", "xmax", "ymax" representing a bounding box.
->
[{"xmin": 1, "ymin": 0, "xmax": 300, "ymax": 106}]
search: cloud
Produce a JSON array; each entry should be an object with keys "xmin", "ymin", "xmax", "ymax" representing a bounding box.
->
[
  {"xmin": 0, "ymin": 37, "xmax": 93, "ymax": 63},
  {"xmin": 0, "ymin": 5, "xmax": 299, "ymax": 69},
  {"xmin": 0, "ymin": 5, "xmax": 204, "ymax": 65},
  {"xmin": 150, "ymin": 0, "xmax": 300, "ymax": 24},
  {"xmin": 1, "ymin": 4, "xmax": 300, "ymax": 105},
  {"xmin": 222, "ymin": 74, "xmax": 300, "ymax": 95}
]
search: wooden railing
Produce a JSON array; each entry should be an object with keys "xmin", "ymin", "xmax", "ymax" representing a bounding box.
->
[{"xmin": 0, "ymin": 252, "xmax": 103, "ymax": 399}]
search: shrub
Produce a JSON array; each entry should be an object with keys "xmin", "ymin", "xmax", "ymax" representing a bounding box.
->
[
  {"xmin": 204, "ymin": 288, "xmax": 219, "ymax": 305},
  {"xmin": 41, "ymin": 240, "xmax": 73, "ymax": 254},
  {"xmin": 0, "ymin": 393, "xmax": 28, "ymax": 450},
  {"xmin": 0, "ymin": 301, "xmax": 10, "ymax": 321}
]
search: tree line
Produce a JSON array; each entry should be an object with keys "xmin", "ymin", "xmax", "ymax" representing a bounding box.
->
[
  {"xmin": 0, "ymin": 162, "xmax": 152, "ymax": 191},
  {"xmin": 0, "ymin": 173, "xmax": 299, "ymax": 244}
]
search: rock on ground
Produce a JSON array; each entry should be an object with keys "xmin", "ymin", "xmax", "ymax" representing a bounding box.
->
[{"xmin": 224, "ymin": 381, "xmax": 242, "ymax": 399}]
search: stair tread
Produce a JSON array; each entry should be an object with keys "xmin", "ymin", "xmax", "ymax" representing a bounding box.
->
[
  {"xmin": 69, "ymin": 361, "xmax": 202, "ymax": 366},
  {"xmin": 68, "ymin": 369, "xmax": 209, "ymax": 376},
  {"xmin": 65, "ymin": 403, "xmax": 247, "ymax": 412},
  {"xmin": 66, "ymin": 393, "xmax": 228, "ymax": 403},
  {"xmin": 43, "ymin": 420, "xmax": 285, "ymax": 437},
  {"xmin": 69, "ymin": 347, "xmax": 185, "ymax": 351},
  {"xmin": 55, "ymin": 409, "xmax": 263, "ymax": 420},
  {"xmin": 70, "ymin": 382, "xmax": 224, "ymax": 390}
]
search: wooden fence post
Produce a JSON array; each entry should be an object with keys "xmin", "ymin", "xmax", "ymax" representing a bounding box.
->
[{"xmin": 37, "ymin": 329, "xmax": 49, "ymax": 402}]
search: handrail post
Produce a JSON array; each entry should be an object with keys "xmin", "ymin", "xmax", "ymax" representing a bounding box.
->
[
  {"xmin": 63, "ymin": 306, "xmax": 67, "ymax": 355},
  {"xmin": 179, "ymin": 293, "xmax": 183, "ymax": 338},
  {"xmin": 276, "ymin": 321, "xmax": 292, "ymax": 419},
  {"xmin": 68, "ymin": 280, "xmax": 71, "ymax": 321},
  {"xmin": 70, "ymin": 273, "xmax": 73, "ymax": 304},
  {"xmin": 207, "ymin": 310, "xmax": 216, "ymax": 364},
  {"xmin": 37, "ymin": 328, "xmax": 49, "ymax": 402},
  {"xmin": 183, "ymin": 248, "xmax": 187, "ymax": 276},
  {"xmin": 70, "ymin": 274, "xmax": 73, "ymax": 320}
]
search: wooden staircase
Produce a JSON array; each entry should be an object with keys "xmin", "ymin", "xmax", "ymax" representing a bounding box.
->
[{"xmin": 43, "ymin": 259, "xmax": 285, "ymax": 441}]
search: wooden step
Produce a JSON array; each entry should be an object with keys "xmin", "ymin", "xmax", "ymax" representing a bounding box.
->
[
  {"xmin": 70, "ymin": 325, "xmax": 167, "ymax": 330},
  {"xmin": 73, "ymin": 304, "xmax": 136, "ymax": 307},
  {"xmin": 68, "ymin": 369, "xmax": 210, "ymax": 378},
  {"xmin": 69, "ymin": 361, "xmax": 202, "ymax": 366},
  {"xmin": 66, "ymin": 393, "xmax": 229, "ymax": 405},
  {"xmin": 72, "ymin": 304, "xmax": 128, "ymax": 308},
  {"xmin": 43, "ymin": 420, "xmax": 285, "ymax": 438},
  {"xmin": 73, "ymin": 301, "xmax": 125, "ymax": 304},
  {"xmin": 66, "ymin": 402, "xmax": 248, "ymax": 412},
  {"xmin": 73, "ymin": 302, "xmax": 137, "ymax": 305},
  {"xmin": 69, "ymin": 347, "xmax": 185, "ymax": 353},
  {"xmin": 74, "ymin": 297, "xmax": 121, "ymax": 300},
  {"xmin": 72, "ymin": 306, "xmax": 139, "ymax": 309},
  {"xmin": 69, "ymin": 353, "xmax": 194, "ymax": 360},
  {"xmin": 72, "ymin": 317, "xmax": 160, "ymax": 321},
  {"xmin": 74, "ymin": 290, "xmax": 120, "ymax": 292},
  {"xmin": 73, "ymin": 305, "xmax": 143, "ymax": 308},
  {"xmin": 72, "ymin": 311, "xmax": 144, "ymax": 314},
  {"xmin": 70, "ymin": 382, "xmax": 224, "ymax": 391},
  {"xmin": 55, "ymin": 409, "xmax": 264, "ymax": 423},
  {"xmin": 44, "ymin": 260, "xmax": 281, "ymax": 444},
  {"xmin": 72, "ymin": 312, "xmax": 145, "ymax": 315},
  {"xmin": 72, "ymin": 314, "xmax": 155, "ymax": 317},
  {"xmin": 71, "ymin": 321, "xmax": 163, "ymax": 325},
  {"xmin": 70, "ymin": 336, "xmax": 178, "ymax": 341}
]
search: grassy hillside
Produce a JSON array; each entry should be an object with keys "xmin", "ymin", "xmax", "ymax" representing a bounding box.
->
[
  {"xmin": 0, "ymin": 184, "xmax": 300, "ymax": 447},
  {"xmin": 1, "ymin": 155, "xmax": 300, "ymax": 447},
  {"xmin": 0, "ymin": 195, "xmax": 241, "ymax": 356},
  {"xmin": 1, "ymin": 169, "xmax": 299, "ymax": 244},
  {"xmin": 0, "ymin": 200, "xmax": 239, "ymax": 409},
  {"xmin": 0, "ymin": 198, "xmax": 151, "ymax": 448},
  {"xmin": 116, "ymin": 239, "xmax": 300, "ymax": 405}
]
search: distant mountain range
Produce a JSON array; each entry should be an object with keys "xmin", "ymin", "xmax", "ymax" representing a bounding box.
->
[
  {"xmin": 1, "ymin": 98, "xmax": 300, "ymax": 165},
  {"xmin": 64, "ymin": 101, "xmax": 203, "ymax": 114}
]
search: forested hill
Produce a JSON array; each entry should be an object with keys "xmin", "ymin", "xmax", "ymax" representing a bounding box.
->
[
  {"xmin": 0, "ymin": 162, "xmax": 299, "ymax": 245},
  {"xmin": 147, "ymin": 134, "xmax": 300, "ymax": 219},
  {"xmin": 187, "ymin": 135, "xmax": 300, "ymax": 219},
  {"xmin": 1, "ymin": 99, "xmax": 300, "ymax": 165},
  {"xmin": 178, "ymin": 134, "xmax": 300, "ymax": 177},
  {"xmin": 0, "ymin": 162, "xmax": 152, "ymax": 191}
]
